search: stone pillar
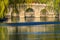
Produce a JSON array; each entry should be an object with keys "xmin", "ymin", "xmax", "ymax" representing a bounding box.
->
[
  {"xmin": 7, "ymin": 7, "xmax": 13, "ymax": 23},
  {"xmin": 19, "ymin": 9, "xmax": 25, "ymax": 17},
  {"xmin": 34, "ymin": 8, "xmax": 40, "ymax": 17},
  {"xmin": 19, "ymin": 9, "xmax": 25, "ymax": 22}
]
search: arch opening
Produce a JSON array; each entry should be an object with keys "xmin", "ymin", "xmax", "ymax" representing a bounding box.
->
[
  {"xmin": 40, "ymin": 9, "xmax": 48, "ymax": 17},
  {"xmin": 25, "ymin": 8, "xmax": 35, "ymax": 22},
  {"xmin": 25, "ymin": 8, "xmax": 34, "ymax": 18}
]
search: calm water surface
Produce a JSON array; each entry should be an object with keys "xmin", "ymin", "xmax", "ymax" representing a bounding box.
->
[{"xmin": 6, "ymin": 17, "xmax": 60, "ymax": 40}]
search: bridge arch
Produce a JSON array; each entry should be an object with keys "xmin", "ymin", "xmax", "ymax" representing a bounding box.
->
[
  {"xmin": 24, "ymin": 8, "xmax": 35, "ymax": 17},
  {"xmin": 40, "ymin": 9, "xmax": 48, "ymax": 17}
]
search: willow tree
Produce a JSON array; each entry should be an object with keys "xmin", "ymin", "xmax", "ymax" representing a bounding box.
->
[
  {"xmin": 54, "ymin": 0, "xmax": 60, "ymax": 40},
  {"xmin": 54, "ymin": 0, "xmax": 60, "ymax": 16},
  {"xmin": 0, "ymin": 27, "xmax": 8, "ymax": 40},
  {"xmin": 0, "ymin": 0, "xmax": 9, "ymax": 19},
  {"xmin": 0, "ymin": 0, "xmax": 9, "ymax": 40}
]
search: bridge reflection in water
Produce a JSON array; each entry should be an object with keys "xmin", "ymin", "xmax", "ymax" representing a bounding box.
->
[{"xmin": 5, "ymin": 17, "xmax": 60, "ymax": 40}]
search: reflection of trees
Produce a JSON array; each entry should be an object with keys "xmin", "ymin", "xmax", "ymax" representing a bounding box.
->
[
  {"xmin": 54, "ymin": 24, "xmax": 60, "ymax": 40},
  {"xmin": 19, "ymin": 27, "xmax": 28, "ymax": 40},
  {"xmin": 25, "ymin": 17, "xmax": 35, "ymax": 40},
  {"xmin": 0, "ymin": 27, "xmax": 8, "ymax": 40}
]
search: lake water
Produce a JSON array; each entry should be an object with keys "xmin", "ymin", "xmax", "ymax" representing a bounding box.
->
[{"xmin": 5, "ymin": 17, "xmax": 60, "ymax": 40}]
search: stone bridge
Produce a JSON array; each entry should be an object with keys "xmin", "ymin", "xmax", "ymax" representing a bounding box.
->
[
  {"xmin": 6, "ymin": 3, "xmax": 56, "ymax": 23},
  {"xmin": 7, "ymin": 3, "xmax": 56, "ymax": 18},
  {"xmin": 17, "ymin": 3, "xmax": 55, "ymax": 17}
]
